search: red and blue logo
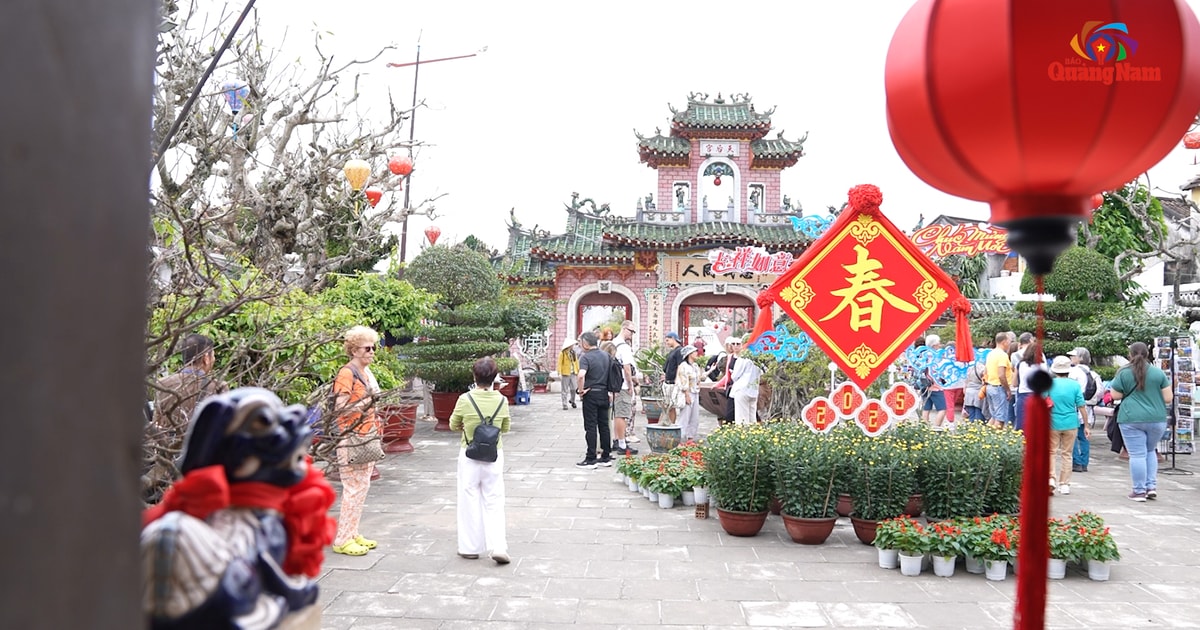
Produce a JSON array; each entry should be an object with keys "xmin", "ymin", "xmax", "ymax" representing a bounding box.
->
[{"xmin": 1070, "ymin": 21, "xmax": 1138, "ymax": 63}]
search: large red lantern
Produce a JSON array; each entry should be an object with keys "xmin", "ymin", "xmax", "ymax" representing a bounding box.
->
[
  {"xmin": 388, "ymin": 155, "xmax": 414, "ymax": 177},
  {"xmin": 424, "ymin": 224, "xmax": 441, "ymax": 246},
  {"xmin": 886, "ymin": 0, "xmax": 1200, "ymax": 275},
  {"xmin": 364, "ymin": 187, "xmax": 383, "ymax": 208}
]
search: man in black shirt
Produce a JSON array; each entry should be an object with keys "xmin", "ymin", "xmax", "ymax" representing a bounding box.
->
[
  {"xmin": 661, "ymin": 331, "xmax": 684, "ymax": 425},
  {"xmin": 575, "ymin": 332, "xmax": 613, "ymax": 469}
]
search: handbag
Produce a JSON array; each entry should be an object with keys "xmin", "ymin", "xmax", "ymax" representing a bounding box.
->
[
  {"xmin": 464, "ymin": 393, "xmax": 503, "ymax": 463},
  {"xmin": 342, "ymin": 430, "xmax": 385, "ymax": 465}
]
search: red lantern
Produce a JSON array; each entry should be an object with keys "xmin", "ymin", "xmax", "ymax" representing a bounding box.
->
[
  {"xmin": 713, "ymin": 176, "xmax": 721, "ymax": 186},
  {"xmin": 1184, "ymin": 130, "xmax": 1200, "ymax": 149},
  {"xmin": 364, "ymin": 187, "xmax": 383, "ymax": 208},
  {"xmin": 424, "ymin": 224, "xmax": 441, "ymax": 246},
  {"xmin": 885, "ymin": 0, "xmax": 1200, "ymax": 275},
  {"xmin": 388, "ymin": 155, "xmax": 414, "ymax": 177}
]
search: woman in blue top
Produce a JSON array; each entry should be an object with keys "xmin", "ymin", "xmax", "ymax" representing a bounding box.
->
[
  {"xmin": 1045, "ymin": 356, "xmax": 1087, "ymax": 496},
  {"xmin": 1110, "ymin": 342, "xmax": 1173, "ymax": 502}
]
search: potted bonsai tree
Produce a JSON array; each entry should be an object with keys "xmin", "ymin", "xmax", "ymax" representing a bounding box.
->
[{"xmin": 634, "ymin": 344, "xmax": 667, "ymax": 423}]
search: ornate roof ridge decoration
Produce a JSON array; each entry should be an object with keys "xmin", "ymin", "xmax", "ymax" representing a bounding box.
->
[
  {"xmin": 635, "ymin": 126, "xmax": 691, "ymax": 168},
  {"xmin": 564, "ymin": 192, "xmax": 635, "ymax": 225},
  {"xmin": 669, "ymin": 91, "xmax": 774, "ymax": 141},
  {"xmin": 750, "ymin": 130, "xmax": 808, "ymax": 169},
  {"xmin": 602, "ymin": 222, "xmax": 811, "ymax": 251}
]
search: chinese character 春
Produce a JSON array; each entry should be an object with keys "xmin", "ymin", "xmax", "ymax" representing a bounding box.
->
[{"xmin": 820, "ymin": 244, "xmax": 917, "ymax": 333}]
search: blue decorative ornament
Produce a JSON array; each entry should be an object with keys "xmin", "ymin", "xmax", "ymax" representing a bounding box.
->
[
  {"xmin": 787, "ymin": 214, "xmax": 834, "ymax": 239},
  {"xmin": 901, "ymin": 344, "xmax": 992, "ymax": 388},
  {"xmin": 746, "ymin": 326, "xmax": 815, "ymax": 362}
]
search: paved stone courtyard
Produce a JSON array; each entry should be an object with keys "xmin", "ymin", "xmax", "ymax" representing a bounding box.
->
[{"xmin": 317, "ymin": 392, "xmax": 1200, "ymax": 629}]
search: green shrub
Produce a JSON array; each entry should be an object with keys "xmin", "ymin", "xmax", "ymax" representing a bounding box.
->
[
  {"xmin": 1019, "ymin": 246, "xmax": 1120, "ymax": 301},
  {"xmin": 406, "ymin": 244, "xmax": 502, "ymax": 308}
]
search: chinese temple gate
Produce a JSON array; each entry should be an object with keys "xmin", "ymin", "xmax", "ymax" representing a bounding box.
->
[{"xmin": 498, "ymin": 93, "xmax": 811, "ymax": 356}]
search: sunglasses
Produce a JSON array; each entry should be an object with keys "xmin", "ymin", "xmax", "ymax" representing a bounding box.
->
[{"xmin": 359, "ymin": 346, "xmax": 376, "ymax": 353}]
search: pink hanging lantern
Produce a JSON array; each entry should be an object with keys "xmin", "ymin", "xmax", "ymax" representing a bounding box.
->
[
  {"xmin": 1184, "ymin": 130, "xmax": 1200, "ymax": 150},
  {"xmin": 424, "ymin": 224, "xmax": 441, "ymax": 246},
  {"xmin": 388, "ymin": 155, "xmax": 414, "ymax": 176},
  {"xmin": 364, "ymin": 187, "xmax": 383, "ymax": 207}
]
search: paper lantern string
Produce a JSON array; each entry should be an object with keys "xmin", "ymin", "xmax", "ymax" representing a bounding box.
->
[{"xmin": 1014, "ymin": 276, "xmax": 1051, "ymax": 630}]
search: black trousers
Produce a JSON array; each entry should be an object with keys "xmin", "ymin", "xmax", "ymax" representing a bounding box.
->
[{"xmin": 581, "ymin": 390, "xmax": 612, "ymax": 460}]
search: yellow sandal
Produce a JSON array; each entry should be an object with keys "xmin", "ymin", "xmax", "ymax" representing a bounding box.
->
[
  {"xmin": 331, "ymin": 540, "xmax": 369, "ymax": 556},
  {"xmin": 353, "ymin": 535, "xmax": 377, "ymax": 550}
]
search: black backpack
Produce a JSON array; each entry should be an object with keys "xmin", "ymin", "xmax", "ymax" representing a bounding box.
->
[
  {"xmin": 463, "ymin": 393, "xmax": 503, "ymax": 463},
  {"xmin": 607, "ymin": 355, "xmax": 625, "ymax": 393},
  {"xmin": 1082, "ymin": 368, "xmax": 1100, "ymax": 404}
]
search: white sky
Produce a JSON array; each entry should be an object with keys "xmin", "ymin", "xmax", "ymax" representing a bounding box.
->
[{"xmin": 251, "ymin": 0, "xmax": 1200, "ymax": 260}]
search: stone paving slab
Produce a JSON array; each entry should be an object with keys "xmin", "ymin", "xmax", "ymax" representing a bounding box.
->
[{"xmin": 318, "ymin": 391, "xmax": 1200, "ymax": 628}]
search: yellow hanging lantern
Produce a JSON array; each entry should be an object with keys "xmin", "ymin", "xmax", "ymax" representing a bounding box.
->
[{"xmin": 342, "ymin": 159, "xmax": 371, "ymax": 192}]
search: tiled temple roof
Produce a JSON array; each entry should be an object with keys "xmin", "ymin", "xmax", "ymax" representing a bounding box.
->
[
  {"xmin": 669, "ymin": 92, "xmax": 773, "ymax": 140},
  {"xmin": 750, "ymin": 133, "xmax": 806, "ymax": 168},
  {"xmin": 635, "ymin": 131, "xmax": 690, "ymax": 168},
  {"xmin": 603, "ymin": 221, "xmax": 809, "ymax": 250}
]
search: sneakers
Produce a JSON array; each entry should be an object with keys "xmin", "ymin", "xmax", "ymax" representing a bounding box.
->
[
  {"xmin": 457, "ymin": 552, "xmax": 480, "ymax": 559},
  {"xmin": 491, "ymin": 551, "xmax": 511, "ymax": 565},
  {"xmin": 332, "ymin": 540, "xmax": 369, "ymax": 556},
  {"xmin": 613, "ymin": 441, "xmax": 639, "ymax": 455},
  {"xmin": 596, "ymin": 456, "xmax": 614, "ymax": 467},
  {"xmin": 1058, "ymin": 484, "xmax": 1071, "ymax": 495},
  {"xmin": 1071, "ymin": 464, "xmax": 1083, "ymax": 473},
  {"xmin": 563, "ymin": 405, "xmax": 569, "ymax": 410},
  {"xmin": 627, "ymin": 435, "xmax": 640, "ymax": 443},
  {"xmin": 1147, "ymin": 489, "xmax": 1158, "ymax": 500},
  {"xmin": 575, "ymin": 459, "xmax": 597, "ymax": 469},
  {"xmin": 1128, "ymin": 491, "xmax": 1148, "ymax": 502},
  {"xmin": 570, "ymin": 401, "xmax": 577, "ymax": 409}
]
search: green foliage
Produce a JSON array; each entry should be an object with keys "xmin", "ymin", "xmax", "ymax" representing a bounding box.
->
[
  {"xmin": 634, "ymin": 344, "xmax": 667, "ymax": 386},
  {"xmin": 406, "ymin": 244, "xmax": 502, "ymax": 308},
  {"xmin": 1083, "ymin": 184, "xmax": 1166, "ymax": 275},
  {"xmin": 1074, "ymin": 306, "xmax": 1186, "ymax": 360},
  {"xmin": 702, "ymin": 424, "xmax": 775, "ymax": 512},
  {"xmin": 1013, "ymin": 300, "xmax": 1106, "ymax": 321},
  {"xmin": 936, "ymin": 254, "xmax": 988, "ymax": 298},
  {"xmin": 409, "ymin": 304, "xmax": 515, "ymax": 392},
  {"xmin": 466, "ymin": 293, "xmax": 554, "ymax": 340},
  {"xmin": 770, "ymin": 423, "xmax": 839, "ymax": 518},
  {"xmin": 1019, "ymin": 247, "xmax": 1120, "ymax": 301},
  {"xmin": 320, "ymin": 272, "xmax": 435, "ymax": 339}
]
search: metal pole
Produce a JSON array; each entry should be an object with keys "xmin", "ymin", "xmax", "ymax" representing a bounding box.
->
[{"xmin": 398, "ymin": 42, "xmax": 420, "ymax": 267}]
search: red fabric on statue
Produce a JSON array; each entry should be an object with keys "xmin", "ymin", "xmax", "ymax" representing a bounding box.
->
[{"xmin": 143, "ymin": 460, "xmax": 336, "ymax": 578}]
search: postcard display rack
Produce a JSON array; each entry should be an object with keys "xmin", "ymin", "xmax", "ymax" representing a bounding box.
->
[{"xmin": 1155, "ymin": 336, "xmax": 1194, "ymax": 474}]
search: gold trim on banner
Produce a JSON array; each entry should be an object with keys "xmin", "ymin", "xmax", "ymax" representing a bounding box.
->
[
  {"xmin": 845, "ymin": 344, "xmax": 880, "ymax": 378},
  {"xmin": 912, "ymin": 279, "xmax": 948, "ymax": 311},
  {"xmin": 780, "ymin": 278, "xmax": 815, "ymax": 311},
  {"xmin": 848, "ymin": 214, "xmax": 883, "ymax": 245}
]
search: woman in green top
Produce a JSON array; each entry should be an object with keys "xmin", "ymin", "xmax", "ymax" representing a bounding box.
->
[
  {"xmin": 449, "ymin": 357, "xmax": 512, "ymax": 563},
  {"xmin": 1045, "ymin": 355, "xmax": 1087, "ymax": 496},
  {"xmin": 1109, "ymin": 342, "xmax": 1173, "ymax": 502}
]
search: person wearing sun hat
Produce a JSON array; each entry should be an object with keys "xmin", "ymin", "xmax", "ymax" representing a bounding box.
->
[
  {"xmin": 675, "ymin": 345, "xmax": 702, "ymax": 439},
  {"xmin": 661, "ymin": 332, "xmax": 684, "ymax": 424},
  {"xmin": 557, "ymin": 338, "xmax": 580, "ymax": 411},
  {"xmin": 1045, "ymin": 355, "xmax": 1087, "ymax": 497}
]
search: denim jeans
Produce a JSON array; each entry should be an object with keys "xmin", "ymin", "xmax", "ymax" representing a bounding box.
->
[
  {"xmin": 986, "ymin": 388, "xmax": 1011, "ymax": 425},
  {"xmin": 1072, "ymin": 422, "xmax": 1090, "ymax": 467},
  {"xmin": 1118, "ymin": 422, "xmax": 1168, "ymax": 494},
  {"xmin": 1014, "ymin": 392, "xmax": 1032, "ymax": 431}
]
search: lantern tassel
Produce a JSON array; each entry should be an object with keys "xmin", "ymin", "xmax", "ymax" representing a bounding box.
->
[
  {"xmin": 952, "ymin": 297, "xmax": 973, "ymax": 363},
  {"xmin": 746, "ymin": 293, "xmax": 776, "ymax": 346},
  {"xmin": 1014, "ymin": 277, "xmax": 1051, "ymax": 630}
]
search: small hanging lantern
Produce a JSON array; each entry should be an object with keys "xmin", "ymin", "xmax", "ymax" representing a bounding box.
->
[
  {"xmin": 713, "ymin": 176, "xmax": 722, "ymax": 186},
  {"xmin": 364, "ymin": 187, "xmax": 383, "ymax": 207},
  {"xmin": 424, "ymin": 224, "xmax": 441, "ymax": 246},
  {"xmin": 388, "ymin": 155, "xmax": 414, "ymax": 177},
  {"xmin": 220, "ymin": 80, "xmax": 250, "ymax": 116},
  {"xmin": 343, "ymin": 159, "xmax": 371, "ymax": 192},
  {"xmin": 1184, "ymin": 130, "xmax": 1200, "ymax": 150}
]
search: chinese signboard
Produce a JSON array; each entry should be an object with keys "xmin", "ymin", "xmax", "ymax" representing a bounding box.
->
[
  {"xmin": 698, "ymin": 139, "xmax": 740, "ymax": 156},
  {"xmin": 911, "ymin": 223, "xmax": 1010, "ymax": 257},
  {"xmin": 707, "ymin": 246, "xmax": 793, "ymax": 275},
  {"xmin": 755, "ymin": 185, "xmax": 962, "ymax": 389},
  {"xmin": 663, "ymin": 256, "xmax": 778, "ymax": 285}
]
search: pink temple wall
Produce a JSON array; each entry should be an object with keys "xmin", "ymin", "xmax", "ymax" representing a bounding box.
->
[{"xmin": 653, "ymin": 140, "xmax": 784, "ymax": 222}]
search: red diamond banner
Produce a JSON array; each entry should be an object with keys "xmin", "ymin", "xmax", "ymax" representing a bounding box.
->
[{"xmin": 749, "ymin": 185, "xmax": 963, "ymax": 390}]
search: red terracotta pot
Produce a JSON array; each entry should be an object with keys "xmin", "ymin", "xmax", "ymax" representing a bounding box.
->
[
  {"xmin": 379, "ymin": 404, "xmax": 418, "ymax": 454},
  {"xmin": 781, "ymin": 514, "xmax": 838, "ymax": 545},
  {"xmin": 849, "ymin": 516, "xmax": 879, "ymax": 546},
  {"xmin": 430, "ymin": 391, "xmax": 462, "ymax": 432},
  {"xmin": 716, "ymin": 508, "xmax": 769, "ymax": 537},
  {"xmin": 903, "ymin": 494, "xmax": 924, "ymax": 518},
  {"xmin": 769, "ymin": 497, "xmax": 783, "ymax": 515},
  {"xmin": 835, "ymin": 493, "xmax": 853, "ymax": 517},
  {"xmin": 498, "ymin": 375, "xmax": 519, "ymax": 405}
]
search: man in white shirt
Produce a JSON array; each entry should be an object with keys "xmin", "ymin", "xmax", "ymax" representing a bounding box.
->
[
  {"xmin": 729, "ymin": 338, "xmax": 762, "ymax": 425},
  {"xmin": 1068, "ymin": 347, "xmax": 1099, "ymax": 472},
  {"xmin": 611, "ymin": 320, "xmax": 639, "ymax": 455}
]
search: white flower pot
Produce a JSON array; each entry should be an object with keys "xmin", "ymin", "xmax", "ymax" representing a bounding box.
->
[
  {"xmin": 681, "ymin": 490, "xmax": 696, "ymax": 506},
  {"xmin": 933, "ymin": 555, "xmax": 956, "ymax": 577},
  {"xmin": 964, "ymin": 554, "xmax": 984, "ymax": 574},
  {"xmin": 658, "ymin": 493, "xmax": 676, "ymax": 509},
  {"xmin": 877, "ymin": 548, "xmax": 899, "ymax": 569},
  {"xmin": 984, "ymin": 559, "xmax": 1008, "ymax": 581},
  {"xmin": 693, "ymin": 486, "xmax": 709, "ymax": 504},
  {"xmin": 899, "ymin": 552, "xmax": 923, "ymax": 576},
  {"xmin": 1087, "ymin": 560, "xmax": 1112, "ymax": 581},
  {"xmin": 1048, "ymin": 558, "xmax": 1068, "ymax": 580},
  {"xmin": 615, "ymin": 472, "xmax": 625, "ymax": 484},
  {"xmin": 627, "ymin": 478, "xmax": 639, "ymax": 492},
  {"xmin": 648, "ymin": 490, "xmax": 658, "ymax": 502}
]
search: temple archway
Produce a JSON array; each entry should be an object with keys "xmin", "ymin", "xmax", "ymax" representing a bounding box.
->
[
  {"xmin": 564, "ymin": 282, "xmax": 640, "ymax": 346},
  {"xmin": 670, "ymin": 286, "xmax": 756, "ymax": 357}
]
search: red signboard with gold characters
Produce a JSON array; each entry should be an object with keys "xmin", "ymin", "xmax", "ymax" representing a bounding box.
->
[{"xmin": 749, "ymin": 185, "xmax": 965, "ymax": 390}]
